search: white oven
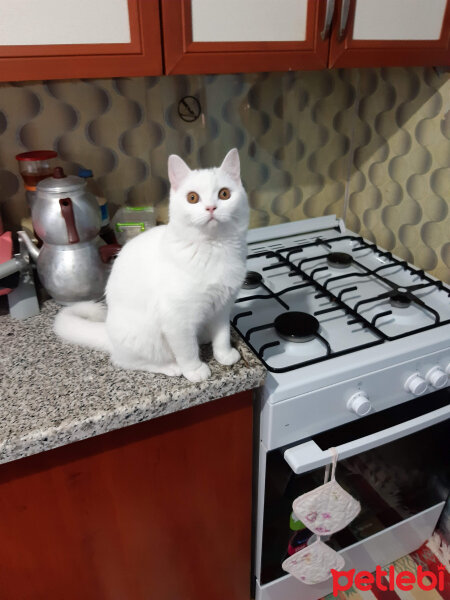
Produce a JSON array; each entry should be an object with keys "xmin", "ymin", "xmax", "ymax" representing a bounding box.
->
[
  {"xmin": 256, "ymin": 388, "xmax": 448, "ymax": 600},
  {"xmin": 231, "ymin": 216, "xmax": 450, "ymax": 600}
]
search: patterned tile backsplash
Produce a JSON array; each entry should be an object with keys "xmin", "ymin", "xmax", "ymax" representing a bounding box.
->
[{"xmin": 0, "ymin": 67, "xmax": 448, "ymax": 282}]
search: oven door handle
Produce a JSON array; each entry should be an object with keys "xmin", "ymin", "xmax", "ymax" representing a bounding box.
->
[{"xmin": 284, "ymin": 404, "xmax": 450, "ymax": 475}]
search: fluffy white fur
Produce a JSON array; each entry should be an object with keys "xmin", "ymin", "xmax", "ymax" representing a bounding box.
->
[{"xmin": 54, "ymin": 149, "xmax": 249, "ymax": 382}]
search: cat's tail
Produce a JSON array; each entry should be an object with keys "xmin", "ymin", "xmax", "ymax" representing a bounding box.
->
[{"xmin": 54, "ymin": 301, "xmax": 112, "ymax": 352}]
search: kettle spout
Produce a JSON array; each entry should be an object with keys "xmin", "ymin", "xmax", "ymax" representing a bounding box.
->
[{"xmin": 18, "ymin": 231, "xmax": 40, "ymax": 262}]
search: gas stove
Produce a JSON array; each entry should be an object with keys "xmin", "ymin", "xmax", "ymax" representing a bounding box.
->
[
  {"xmin": 240, "ymin": 217, "xmax": 450, "ymax": 600},
  {"xmin": 233, "ymin": 215, "xmax": 449, "ymax": 402}
]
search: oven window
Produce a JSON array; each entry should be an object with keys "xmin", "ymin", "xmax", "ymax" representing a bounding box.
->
[{"xmin": 260, "ymin": 390, "xmax": 449, "ymax": 585}]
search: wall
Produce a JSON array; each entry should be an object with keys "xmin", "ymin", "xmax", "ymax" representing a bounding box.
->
[
  {"xmin": 346, "ymin": 68, "xmax": 449, "ymax": 282},
  {"xmin": 0, "ymin": 67, "xmax": 448, "ymax": 282}
]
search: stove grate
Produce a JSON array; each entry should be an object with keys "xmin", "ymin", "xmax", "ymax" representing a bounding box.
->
[
  {"xmin": 232, "ymin": 236, "xmax": 450, "ymax": 372},
  {"xmin": 286, "ymin": 235, "xmax": 450, "ymax": 341}
]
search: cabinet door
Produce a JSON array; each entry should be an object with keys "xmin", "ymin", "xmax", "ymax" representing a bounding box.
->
[
  {"xmin": 0, "ymin": 0, "xmax": 162, "ymax": 81},
  {"xmin": 329, "ymin": 0, "xmax": 450, "ymax": 67},
  {"xmin": 0, "ymin": 392, "xmax": 253, "ymax": 600},
  {"xmin": 161, "ymin": 0, "xmax": 330, "ymax": 74}
]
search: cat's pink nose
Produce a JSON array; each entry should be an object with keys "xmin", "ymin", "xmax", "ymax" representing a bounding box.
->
[{"xmin": 205, "ymin": 206, "xmax": 216, "ymax": 213}]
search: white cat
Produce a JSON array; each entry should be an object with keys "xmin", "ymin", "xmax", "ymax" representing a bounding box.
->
[{"xmin": 54, "ymin": 149, "xmax": 249, "ymax": 383}]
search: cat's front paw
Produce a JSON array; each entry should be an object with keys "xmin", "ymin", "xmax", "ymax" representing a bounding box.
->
[
  {"xmin": 183, "ymin": 362, "xmax": 211, "ymax": 382},
  {"xmin": 214, "ymin": 347, "xmax": 241, "ymax": 366}
]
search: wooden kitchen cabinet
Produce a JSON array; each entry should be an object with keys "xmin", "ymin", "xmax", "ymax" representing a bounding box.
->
[
  {"xmin": 329, "ymin": 0, "xmax": 450, "ymax": 68},
  {"xmin": 0, "ymin": 0, "xmax": 162, "ymax": 82},
  {"xmin": 0, "ymin": 391, "xmax": 253, "ymax": 600},
  {"xmin": 1, "ymin": 0, "xmax": 448, "ymax": 82},
  {"xmin": 161, "ymin": 0, "xmax": 330, "ymax": 74},
  {"xmin": 161, "ymin": 0, "xmax": 450, "ymax": 74}
]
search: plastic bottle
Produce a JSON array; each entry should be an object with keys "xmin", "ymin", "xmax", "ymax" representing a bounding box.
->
[
  {"xmin": 78, "ymin": 168, "xmax": 117, "ymax": 245},
  {"xmin": 287, "ymin": 512, "xmax": 313, "ymax": 555},
  {"xmin": 111, "ymin": 206, "xmax": 156, "ymax": 245}
]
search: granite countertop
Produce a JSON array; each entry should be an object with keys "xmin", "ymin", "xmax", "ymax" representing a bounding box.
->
[{"xmin": 0, "ymin": 301, "xmax": 265, "ymax": 465}]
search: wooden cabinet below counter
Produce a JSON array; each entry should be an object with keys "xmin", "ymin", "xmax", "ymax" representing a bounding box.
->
[{"xmin": 0, "ymin": 391, "xmax": 254, "ymax": 600}]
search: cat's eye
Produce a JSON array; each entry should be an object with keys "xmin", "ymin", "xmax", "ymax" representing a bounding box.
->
[
  {"xmin": 187, "ymin": 191, "xmax": 199, "ymax": 204},
  {"xmin": 218, "ymin": 188, "xmax": 231, "ymax": 200}
]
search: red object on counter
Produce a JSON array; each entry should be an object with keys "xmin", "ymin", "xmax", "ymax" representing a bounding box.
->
[{"xmin": 0, "ymin": 231, "xmax": 13, "ymax": 295}]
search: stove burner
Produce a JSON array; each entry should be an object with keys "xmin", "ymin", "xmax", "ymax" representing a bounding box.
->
[
  {"xmin": 243, "ymin": 271, "xmax": 263, "ymax": 289},
  {"xmin": 327, "ymin": 252, "xmax": 353, "ymax": 269},
  {"xmin": 390, "ymin": 292, "xmax": 411, "ymax": 308},
  {"xmin": 274, "ymin": 312, "xmax": 320, "ymax": 343}
]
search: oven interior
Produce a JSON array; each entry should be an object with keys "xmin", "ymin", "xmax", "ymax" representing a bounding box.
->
[{"xmin": 259, "ymin": 388, "xmax": 450, "ymax": 585}]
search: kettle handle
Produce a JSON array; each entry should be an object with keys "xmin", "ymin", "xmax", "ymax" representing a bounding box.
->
[
  {"xmin": 59, "ymin": 198, "xmax": 80, "ymax": 244},
  {"xmin": 99, "ymin": 243, "xmax": 122, "ymax": 264}
]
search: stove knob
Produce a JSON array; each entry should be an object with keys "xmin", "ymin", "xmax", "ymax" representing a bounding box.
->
[
  {"xmin": 347, "ymin": 392, "xmax": 372, "ymax": 417},
  {"xmin": 426, "ymin": 367, "xmax": 448, "ymax": 389},
  {"xmin": 404, "ymin": 373, "xmax": 428, "ymax": 396}
]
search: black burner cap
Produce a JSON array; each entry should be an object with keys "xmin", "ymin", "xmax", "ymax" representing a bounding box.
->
[
  {"xmin": 327, "ymin": 252, "xmax": 353, "ymax": 269},
  {"xmin": 274, "ymin": 311, "xmax": 320, "ymax": 343},
  {"xmin": 243, "ymin": 271, "xmax": 263, "ymax": 289},
  {"xmin": 390, "ymin": 292, "xmax": 411, "ymax": 308}
]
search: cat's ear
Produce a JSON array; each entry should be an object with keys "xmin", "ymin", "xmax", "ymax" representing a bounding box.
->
[
  {"xmin": 220, "ymin": 148, "xmax": 240, "ymax": 182},
  {"xmin": 168, "ymin": 155, "xmax": 191, "ymax": 190}
]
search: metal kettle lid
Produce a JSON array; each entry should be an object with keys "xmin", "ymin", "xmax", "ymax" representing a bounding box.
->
[{"xmin": 37, "ymin": 167, "xmax": 86, "ymax": 193}]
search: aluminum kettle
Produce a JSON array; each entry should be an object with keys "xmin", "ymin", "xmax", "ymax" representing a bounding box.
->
[
  {"xmin": 19, "ymin": 167, "xmax": 120, "ymax": 305},
  {"xmin": 32, "ymin": 166, "xmax": 101, "ymax": 243}
]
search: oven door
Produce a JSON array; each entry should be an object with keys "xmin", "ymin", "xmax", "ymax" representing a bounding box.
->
[{"xmin": 257, "ymin": 389, "xmax": 449, "ymax": 600}]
